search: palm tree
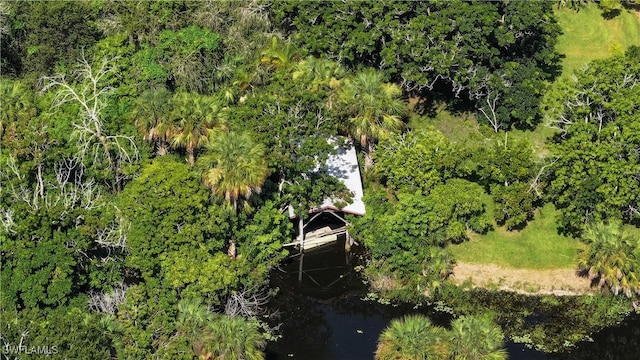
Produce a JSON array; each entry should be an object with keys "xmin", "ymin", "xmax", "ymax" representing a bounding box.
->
[
  {"xmin": 200, "ymin": 131, "xmax": 269, "ymax": 259},
  {"xmin": 292, "ymin": 56, "xmax": 345, "ymax": 92},
  {"xmin": 260, "ymin": 36, "xmax": 301, "ymax": 72},
  {"xmin": 375, "ymin": 315, "xmax": 450, "ymax": 360},
  {"xmin": 177, "ymin": 298, "xmax": 214, "ymax": 339},
  {"xmin": 422, "ymin": 247, "xmax": 454, "ymax": 296},
  {"xmin": 293, "ymin": 57, "xmax": 345, "ymax": 110},
  {"xmin": 200, "ymin": 131, "xmax": 269, "ymax": 212},
  {"xmin": 170, "ymin": 92, "xmax": 227, "ymax": 165},
  {"xmin": 577, "ymin": 221, "xmax": 640, "ymax": 298},
  {"xmin": 338, "ymin": 68, "xmax": 407, "ymax": 169},
  {"xmin": 175, "ymin": 299, "xmax": 265, "ymax": 360},
  {"xmin": 131, "ymin": 87, "xmax": 173, "ymax": 155},
  {"xmin": 449, "ymin": 314, "xmax": 508, "ymax": 360},
  {"xmin": 206, "ymin": 316, "xmax": 265, "ymax": 360}
]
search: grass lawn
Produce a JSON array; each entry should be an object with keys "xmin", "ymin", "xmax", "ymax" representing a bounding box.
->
[
  {"xmin": 506, "ymin": 122, "xmax": 558, "ymax": 158},
  {"xmin": 450, "ymin": 202, "xmax": 581, "ymax": 270},
  {"xmin": 554, "ymin": 4, "xmax": 640, "ymax": 77}
]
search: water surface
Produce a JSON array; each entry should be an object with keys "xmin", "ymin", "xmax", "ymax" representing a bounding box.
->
[{"xmin": 266, "ymin": 242, "xmax": 640, "ymax": 360}]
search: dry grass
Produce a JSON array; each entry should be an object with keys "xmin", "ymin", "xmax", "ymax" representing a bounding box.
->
[
  {"xmin": 369, "ymin": 273, "xmax": 400, "ymax": 293},
  {"xmin": 452, "ymin": 262, "xmax": 595, "ymax": 296}
]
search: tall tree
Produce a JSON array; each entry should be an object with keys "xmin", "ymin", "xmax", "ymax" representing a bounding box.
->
[
  {"xmin": 374, "ymin": 128, "xmax": 468, "ymax": 193},
  {"xmin": 116, "ymin": 157, "xmax": 228, "ymax": 282},
  {"xmin": 12, "ymin": 0, "xmax": 103, "ymax": 75},
  {"xmin": 169, "ymin": 92, "xmax": 227, "ymax": 165},
  {"xmin": 352, "ymin": 180, "xmax": 490, "ymax": 293},
  {"xmin": 475, "ymin": 137, "xmax": 539, "ymax": 229},
  {"xmin": 200, "ymin": 131, "xmax": 270, "ymax": 259},
  {"xmin": 577, "ymin": 221, "xmax": 640, "ymax": 298},
  {"xmin": 338, "ymin": 68, "xmax": 407, "ymax": 168},
  {"xmin": 547, "ymin": 47, "xmax": 640, "ymax": 233},
  {"xmin": 271, "ymin": 1, "xmax": 561, "ymax": 129}
]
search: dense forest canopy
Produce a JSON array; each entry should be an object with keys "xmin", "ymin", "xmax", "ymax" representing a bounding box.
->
[
  {"xmin": 271, "ymin": 0, "xmax": 563, "ymax": 131},
  {"xmin": 1, "ymin": 0, "xmax": 638, "ymax": 358}
]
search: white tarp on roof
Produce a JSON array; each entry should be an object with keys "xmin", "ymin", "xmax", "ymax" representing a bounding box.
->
[{"xmin": 315, "ymin": 138, "xmax": 366, "ymax": 215}]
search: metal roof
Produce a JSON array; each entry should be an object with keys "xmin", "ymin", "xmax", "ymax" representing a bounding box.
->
[{"xmin": 314, "ymin": 138, "xmax": 366, "ymax": 216}]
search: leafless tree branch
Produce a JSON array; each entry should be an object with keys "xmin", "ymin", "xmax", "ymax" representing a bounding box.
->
[
  {"xmin": 96, "ymin": 215, "xmax": 130, "ymax": 251},
  {"xmin": 88, "ymin": 283, "xmax": 128, "ymax": 314},
  {"xmin": 41, "ymin": 53, "xmax": 138, "ymax": 193}
]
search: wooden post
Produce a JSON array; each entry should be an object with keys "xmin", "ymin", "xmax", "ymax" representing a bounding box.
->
[
  {"xmin": 344, "ymin": 230, "xmax": 351, "ymax": 252},
  {"xmin": 345, "ymin": 230, "xmax": 351, "ymax": 265},
  {"xmin": 298, "ymin": 216, "xmax": 304, "ymax": 282},
  {"xmin": 298, "ymin": 253, "xmax": 304, "ymax": 283}
]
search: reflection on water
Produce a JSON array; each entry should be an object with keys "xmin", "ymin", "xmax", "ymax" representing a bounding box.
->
[
  {"xmin": 266, "ymin": 240, "xmax": 392, "ymax": 359},
  {"xmin": 266, "ymin": 242, "xmax": 640, "ymax": 360},
  {"xmin": 553, "ymin": 312, "xmax": 640, "ymax": 360}
]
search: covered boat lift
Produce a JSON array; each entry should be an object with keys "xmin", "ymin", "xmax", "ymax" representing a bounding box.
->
[{"xmin": 283, "ymin": 138, "xmax": 366, "ymax": 252}]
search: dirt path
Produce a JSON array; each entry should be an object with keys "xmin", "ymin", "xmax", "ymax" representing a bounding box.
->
[{"xmin": 452, "ymin": 262, "xmax": 595, "ymax": 296}]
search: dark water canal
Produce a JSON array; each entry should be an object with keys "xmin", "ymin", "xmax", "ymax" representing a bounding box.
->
[{"xmin": 265, "ymin": 241, "xmax": 640, "ymax": 360}]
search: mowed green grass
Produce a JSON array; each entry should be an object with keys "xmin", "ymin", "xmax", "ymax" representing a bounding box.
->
[
  {"xmin": 554, "ymin": 4, "xmax": 640, "ymax": 76},
  {"xmin": 450, "ymin": 203, "xmax": 581, "ymax": 270}
]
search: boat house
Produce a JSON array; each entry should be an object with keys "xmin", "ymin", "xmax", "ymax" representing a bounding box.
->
[{"xmin": 283, "ymin": 138, "xmax": 365, "ymax": 251}]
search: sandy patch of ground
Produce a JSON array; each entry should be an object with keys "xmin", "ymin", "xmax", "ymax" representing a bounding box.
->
[{"xmin": 452, "ymin": 262, "xmax": 596, "ymax": 296}]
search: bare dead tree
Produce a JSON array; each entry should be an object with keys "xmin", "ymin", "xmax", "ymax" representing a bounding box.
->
[
  {"xmin": 224, "ymin": 287, "xmax": 272, "ymax": 318},
  {"xmin": 41, "ymin": 53, "xmax": 138, "ymax": 193},
  {"xmin": 46, "ymin": 158, "xmax": 102, "ymax": 214},
  {"xmin": 95, "ymin": 214, "xmax": 130, "ymax": 252},
  {"xmin": 470, "ymin": 73, "xmax": 509, "ymax": 133},
  {"xmin": 3, "ymin": 155, "xmax": 40, "ymax": 211},
  {"xmin": 528, "ymin": 158, "xmax": 558, "ymax": 196},
  {"xmin": 0, "ymin": 208, "xmax": 16, "ymax": 234},
  {"xmin": 88, "ymin": 283, "xmax": 128, "ymax": 314},
  {"xmin": 223, "ymin": 286, "xmax": 282, "ymax": 338},
  {"xmin": 3, "ymin": 155, "xmax": 101, "ymax": 219},
  {"xmin": 625, "ymin": 204, "xmax": 640, "ymax": 222}
]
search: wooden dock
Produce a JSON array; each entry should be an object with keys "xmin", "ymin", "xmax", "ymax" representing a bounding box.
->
[{"xmin": 283, "ymin": 226, "xmax": 347, "ymax": 251}]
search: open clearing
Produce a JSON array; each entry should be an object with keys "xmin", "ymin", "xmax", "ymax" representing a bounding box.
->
[
  {"xmin": 554, "ymin": 4, "xmax": 640, "ymax": 76},
  {"xmin": 452, "ymin": 262, "xmax": 595, "ymax": 296},
  {"xmin": 450, "ymin": 203, "xmax": 581, "ymax": 270}
]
